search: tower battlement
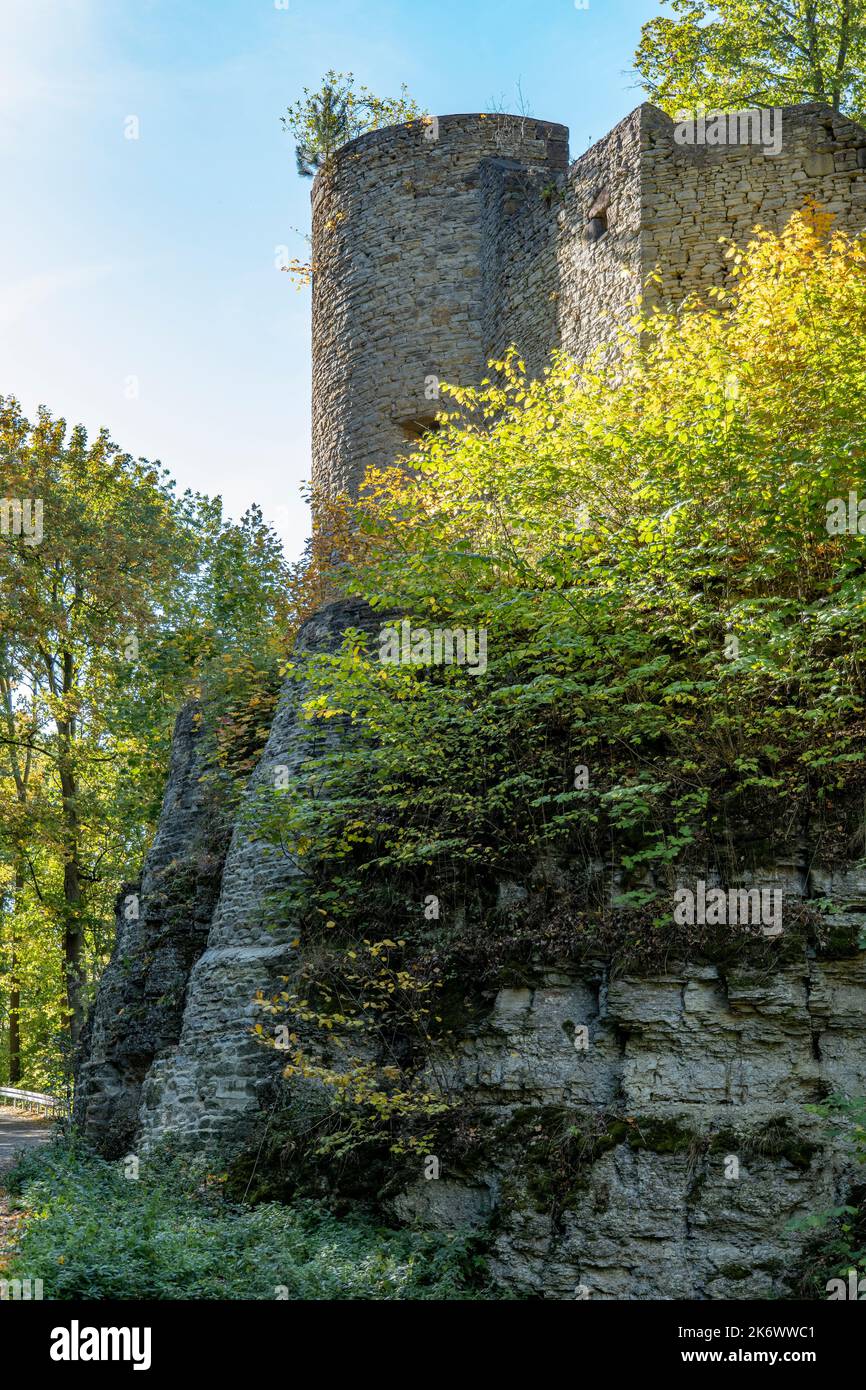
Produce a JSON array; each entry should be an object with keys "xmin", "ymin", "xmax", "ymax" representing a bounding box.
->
[{"xmin": 311, "ymin": 102, "xmax": 866, "ymax": 501}]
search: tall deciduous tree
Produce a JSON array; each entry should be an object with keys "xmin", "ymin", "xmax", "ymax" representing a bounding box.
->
[
  {"xmin": 0, "ymin": 399, "xmax": 185, "ymax": 1043},
  {"xmin": 635, "ymin": 0, "xmax": 866, "ymax": 121},
  {"xmin": 0, "ymin": 399, "xmax": 293, "ymax": 1081}
]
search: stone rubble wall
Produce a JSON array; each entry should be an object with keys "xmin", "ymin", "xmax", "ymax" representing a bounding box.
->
[
  {"xmin": 477, "ymin": 153, "xmax": 563, "ymax": 380},
  {"xmin": 480, "ymin": 103, "xmax": 866, "ymax": 388},
  {"xmin": 557, "ymin": 107, "xmax": 646, "ymax": 363},
  {"xmin": 641, "ymin": 104, "xmax": 866, "ymax": 311},
  {"xmin": 313, "ymin": 101, "xmax": 866, "ymax": 510}
]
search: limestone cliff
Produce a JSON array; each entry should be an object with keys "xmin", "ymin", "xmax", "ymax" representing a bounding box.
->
[
  {"xmin": 76, "ymin": 671, "xmax": 866, "ymax": 1296},
  {"xmin": 396, "ymin": 939, "xmax": 866, "ymax": 1298},
  {"xmin": 134, "ymin": 599, "xmax": 380, "ymax": 1151},
  {"xmin": 74, "ymin": 703, "xmax": 228, "ymax": 1157}
]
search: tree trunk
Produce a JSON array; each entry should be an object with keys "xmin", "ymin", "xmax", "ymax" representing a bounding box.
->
[
  {"xmin": 9, "ymin": 944, "xmax": 21, "ymax": 1085},
  {"xmin": 0, "ymin": 659, "xmax": 29, "ymax": 1082},
  {"xmin": 8, "ymin": 865, "xmax": 23, "ymax": 1083},
  {"xmin": 831, "ymin": 0, "xmax": 853, "ymax": 110},
  {"xmin": 59, "ymin": 759, "xmax": 85, "ymax": 1044},
  {"xmin": 803, "ymin": 0, "xmax": 828, "ymax": 103},
  {"xmin": 58, "ymin": 648, "xmax": 85, "ymax": 1045}
]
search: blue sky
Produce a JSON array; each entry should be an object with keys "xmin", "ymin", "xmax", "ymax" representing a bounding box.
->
[{"xmin": 0, "ymin": 0, "xmax": 659, "ymax": 559}]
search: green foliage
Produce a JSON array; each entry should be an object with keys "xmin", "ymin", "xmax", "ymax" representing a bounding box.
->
[
  {"xmin": 164, "ymin": 498, "xmax": 291, "ymax": 797},
  {"xmin": 635, "ymin": 0, "xmax": 866, "ymax": 120},
  {"xmin": 4, "ymin": 1137, "xmax": 498, "ymax": 1300},
  {"xmin": 281, "ymin": 70, "xmax": 426, "ymax": 178},
  {"xmin": 252, "ymin": 210, "xmax": 866, "ymax": 1155},
  {"xmin": 790, "ymin": 1096, "xmax": 866, "ymax": 1293},
  {"xmin": 270, "ymin": 208, "xmax": 866, "ymax": 904},
  {"xmin": 0, "ymin": 400, "xmax": 292, "ymax": 1082},
  {"xmin": 255, "ymin": 936, "xmax": 451, "ymax": 1159},
  {"xmin": 0, "ymin": 401, "xmax": 188, "ymax": 1045}
]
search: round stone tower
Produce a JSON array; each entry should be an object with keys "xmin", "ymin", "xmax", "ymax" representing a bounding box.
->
[{"xmin": 311, "ymin": 113, "xmax": 568, "ymax": 501}]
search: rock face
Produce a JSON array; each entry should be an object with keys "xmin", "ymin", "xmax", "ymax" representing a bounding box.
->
[
  {"xmin": 134, "ymin": 599, "xmax": 380, "ymax": 1152},
  {"xmin": 74, "ymin": 703, "xmax": 227, "ymax": 1157},
  {"xmin": 78, "ymin": 672, "xmax": 866, "ymax": 1296},
  {"xmin": 77, "ymin": 660, "xmax": 866, "ymax": 1299},
  {"xmin": 394, "ymin": 947, "xmax": 866, "ymax": 1298}
]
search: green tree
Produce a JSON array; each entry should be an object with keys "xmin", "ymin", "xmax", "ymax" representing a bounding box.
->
[
  {"xmin": 282, "ymin": 70, "xmax": 426, "ymax": 177},
  {"xmin": 635, "ymin": 0, "xmax": 866, "ymax": 121},
  {"xmin": 0, "ymin": 400, "xmax": 294, "ymax": 1080},
  {"xmin": 0, "ymin": 400, "xmax": 186, "ymax": 1044}
]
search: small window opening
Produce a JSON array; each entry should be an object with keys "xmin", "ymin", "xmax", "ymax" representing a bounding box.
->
[
  {"xmin": 585, "ymin": 186, "xmax": 610, "ymax": 243},
  {"xmin": 400, "ymin": 416, "xmax": 442, "ymax": 442}
]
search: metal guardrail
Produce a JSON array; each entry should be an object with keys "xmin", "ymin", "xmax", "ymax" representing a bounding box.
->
[{"xmin": 0, "ymin": 1086, "xmax": 61, "ymax": 1114}]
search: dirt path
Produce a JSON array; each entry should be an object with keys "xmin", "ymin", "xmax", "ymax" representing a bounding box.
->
[{"xmin": 0, "ymin": 1107, "xmax": 53, "ymax": 1266}]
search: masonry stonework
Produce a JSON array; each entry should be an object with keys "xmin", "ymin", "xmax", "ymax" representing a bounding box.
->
[
  {"xmin": 313, "ymin": 102, "xmax": 866, "ymax": 502},
  {"xmin": 311, "ymin": 114, "xmax": 567, "ymax": 501},
  {"xmin": 641, "ymin": 102, "xmax": 866, "ymax": 307}
]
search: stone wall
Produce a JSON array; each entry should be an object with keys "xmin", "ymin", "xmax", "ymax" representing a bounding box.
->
[
  {"xmin": 557, "ymin": 106, "xmax": 646, "ymax": 363},
  {"xmin": 311, "ymin": 113, "xmax": 567, "ymax": 500},
  {"xmin": 481, "ymin": 106, "xmax": 645, "ymax": 375},
  {"xmin": 478, "ymin": 156, "xmax": 563, "ymax": 380},
  {"xmin": 641, "ymin": 103, "xmax": 866, "ymax": 311},
  {"xmin": 313, "ymin": 101, "xmax": 866, "ymax": 504},
  {"xmin": 482, "ymin": 101, "xmax": 866, "ymax": 377}
]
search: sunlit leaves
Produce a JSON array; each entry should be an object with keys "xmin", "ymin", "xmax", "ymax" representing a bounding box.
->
[
  {"xmin": 270, "ymin": 209, "xmax": 866, "ymax": 905},
  {"xmin": 635, "ymin": 0, "xmax": 866, "ymax": 122}
]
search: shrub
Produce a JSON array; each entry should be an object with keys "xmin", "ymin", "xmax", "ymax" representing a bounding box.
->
[
  {"xmin": 4, "ymin": 1136, "xmax": 500, "ymax": 1300},
  {"xmin": 252, "ymin": 210, "xmax": 866, "ymax": 1157}
]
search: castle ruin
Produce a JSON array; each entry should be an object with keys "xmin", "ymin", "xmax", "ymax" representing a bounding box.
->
[
  {"xmin": 312, "ymin": 102, "xmax": 866, "ymax": 500},
  {"xmin": 75, "ymin": 103, "xmax": 866, "ymax": 1299}
]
